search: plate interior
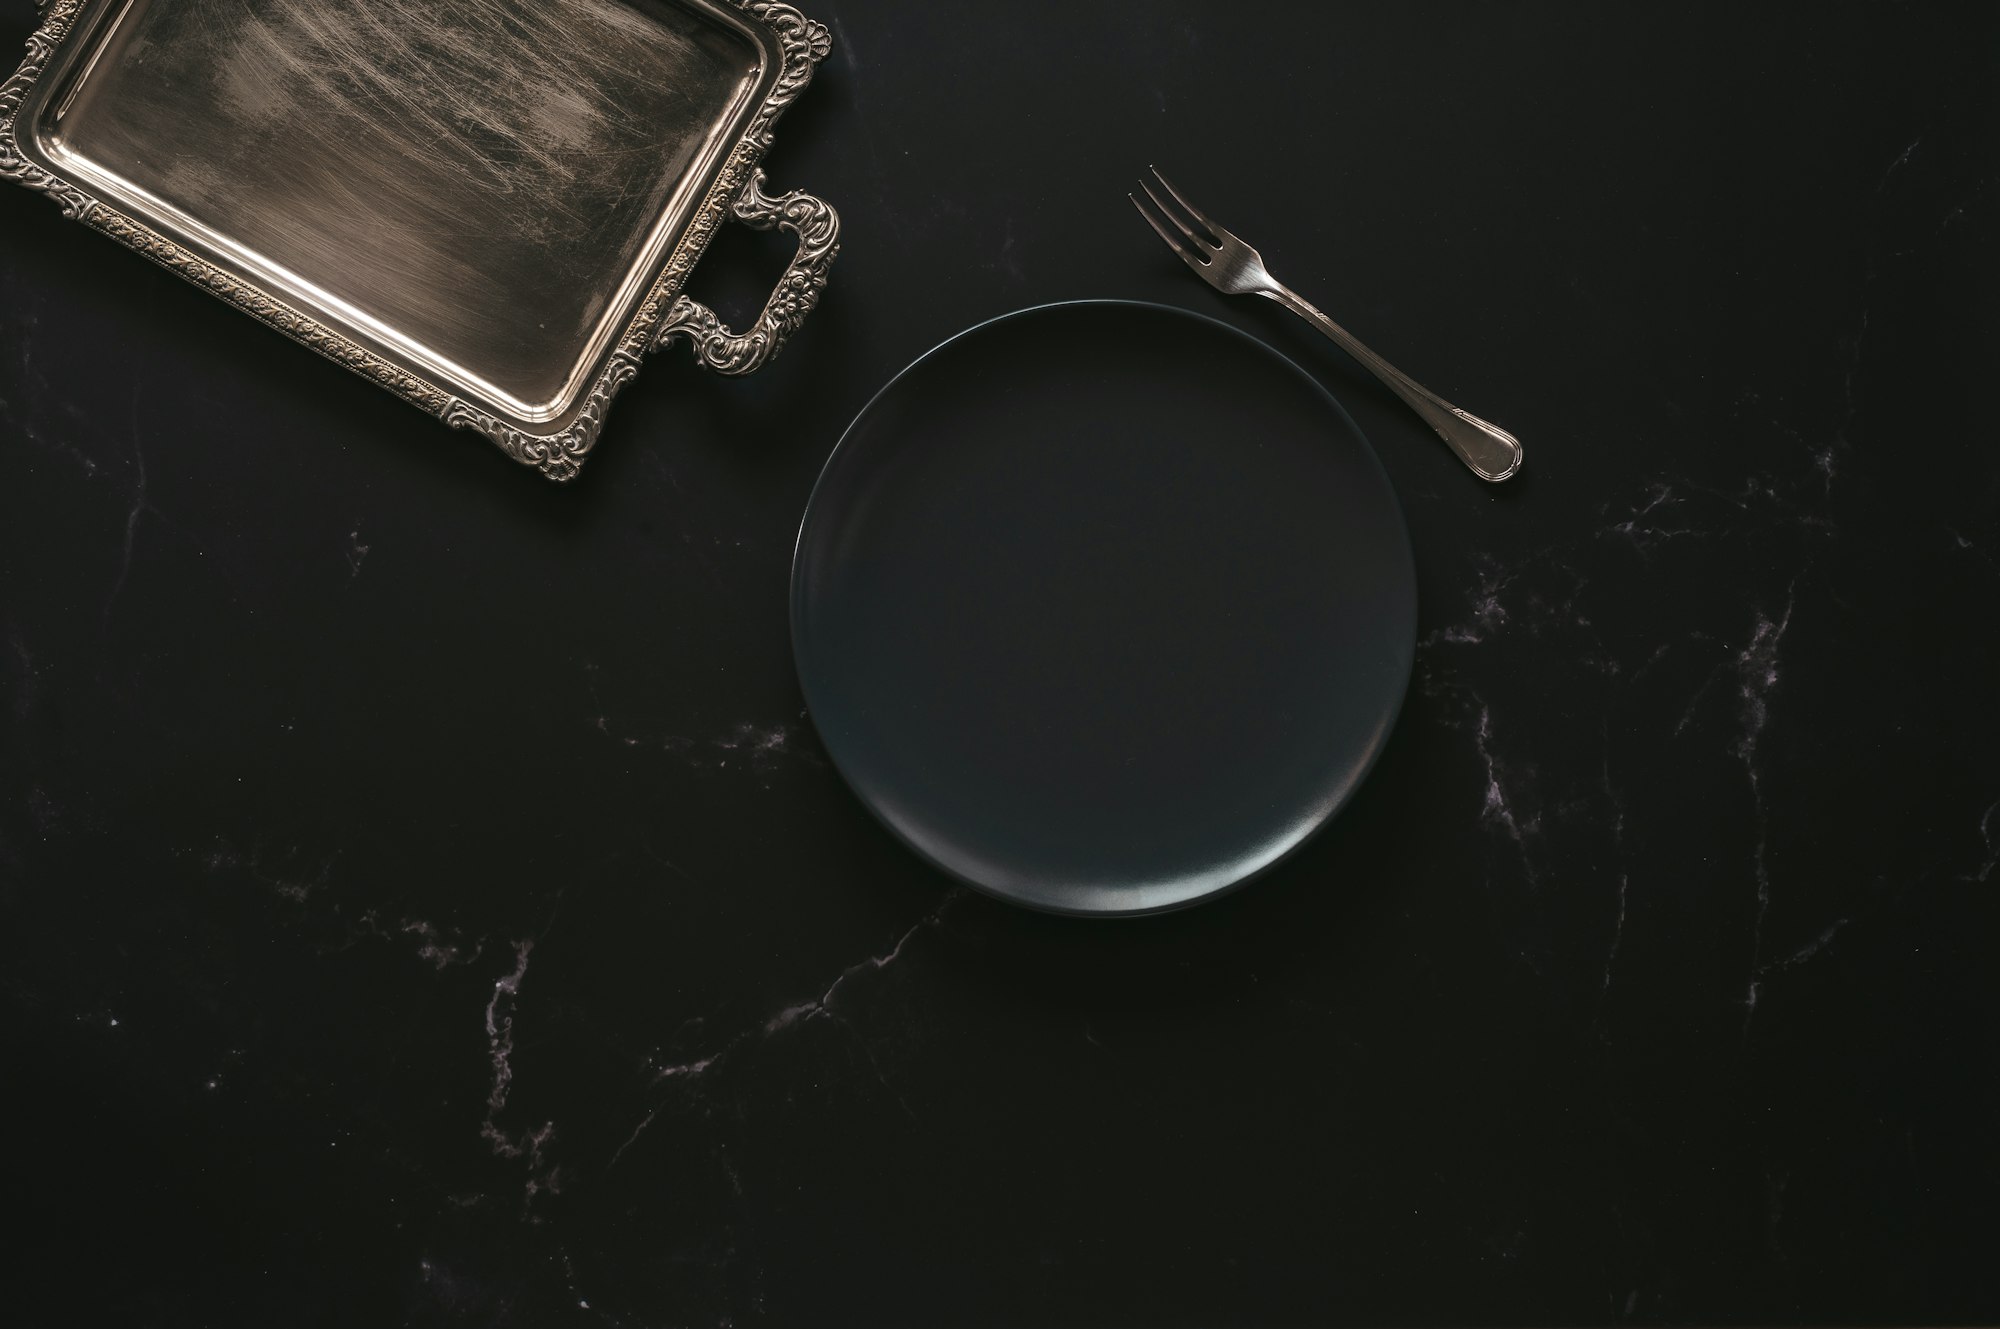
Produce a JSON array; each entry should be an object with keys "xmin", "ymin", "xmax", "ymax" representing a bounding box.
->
[
  {"xmin": 792, "ymin": 302, "xmax": 1419, "ymax": 916},
  {"xmin": 30, "ymin": 0, "xmax": 766, "ymax": 419}
]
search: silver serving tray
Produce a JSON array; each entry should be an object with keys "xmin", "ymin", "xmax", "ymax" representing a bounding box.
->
[{"xmin": 0, "ymin": 0, "xmax": 839, "ymax": 480}]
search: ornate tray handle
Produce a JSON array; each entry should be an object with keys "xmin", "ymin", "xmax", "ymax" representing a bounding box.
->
[{"xmin": 655, "ymin": 168, "xmax": 841, "ymax": 376}]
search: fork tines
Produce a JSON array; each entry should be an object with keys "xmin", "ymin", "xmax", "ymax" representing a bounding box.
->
[{"xmin": 1129, "ymin": 166, "xmax": 1219, "ymax": 266}]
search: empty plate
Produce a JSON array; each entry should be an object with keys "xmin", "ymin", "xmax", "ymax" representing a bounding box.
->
[{"xmin": 791, "ymin": 301, "xmax": 1417, "ymax": 915}]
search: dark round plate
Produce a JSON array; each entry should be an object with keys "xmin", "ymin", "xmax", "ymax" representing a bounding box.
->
[{"xmin": 791, "ymin": 301, "xmax": 1417, "ymax": 916}]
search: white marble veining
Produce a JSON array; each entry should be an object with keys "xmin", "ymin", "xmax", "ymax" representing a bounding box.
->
[
  {"xmin": 609, "ymin": 893, "xmax": 959, "ymax": 1170},
  {"xmin": 345, "ymin": 527, "xmax": 370, "ymax": 579},
  {"xmin": 1732, "ymin": 589, "xmax": 1798, "ymax": 1032},
  {"xmin": 592, "ymin": 715, "xmax": 821, "ymax": 782},
  {"xmin": 1967, "ymin": 800, "xmax": 2000, "ymax": 884},
  {"xmin": 479, "ymin": 939, "xmax": 562, "ymax": 1213},
  {"xmin": 102, "ymin": 388, "xmax": 157, "ymax": 629}
]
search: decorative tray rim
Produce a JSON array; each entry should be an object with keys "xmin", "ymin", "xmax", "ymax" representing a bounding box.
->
[{"xmin": 0, "ymin": 0, "xmax": 840, "ymax": 482}]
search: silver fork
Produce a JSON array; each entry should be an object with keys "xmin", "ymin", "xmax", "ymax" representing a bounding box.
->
[{"xmin": 1131, "ymin": 167, "xmax": 1523, "ymax": 482}]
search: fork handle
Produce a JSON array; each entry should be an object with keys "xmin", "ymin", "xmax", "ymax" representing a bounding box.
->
[{"xmin": 1259, "ymin": 287, "xmax": 1523, "ymax": 482}]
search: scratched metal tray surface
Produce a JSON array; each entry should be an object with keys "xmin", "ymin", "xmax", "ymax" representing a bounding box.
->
[{"xmin": 0, "ymin": 0, "xmax": 840, "ymax": 480}]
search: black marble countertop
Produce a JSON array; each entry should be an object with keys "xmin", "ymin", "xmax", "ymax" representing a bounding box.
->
[{"xmin": 3, "ymin": 2, "xmax": 1996, "ymax": 1324}]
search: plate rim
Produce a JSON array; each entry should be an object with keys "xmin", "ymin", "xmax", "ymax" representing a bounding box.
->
[{"xmin": 788, "ymin": 298, "xmax": 1419, "ymax": 918}]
